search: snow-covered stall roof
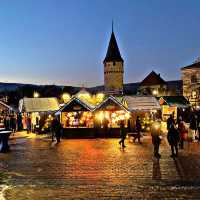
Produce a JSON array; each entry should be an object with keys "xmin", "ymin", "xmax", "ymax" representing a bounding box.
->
[
  {"xmin": 93, "ymin": 96, "xmax": 129, "ymax": 112},
  {"xmin": 19, "ymin": 97, "xmax": 59, "ymax": 113},
  {"xmin": 123, "ymin": 95, "xmax": 161, "ymax": 111},
  {"xmin": 57, "ymin": 96, "xmax": 94, "ymax": 114},
  {"xmin": 0, "ymin": 100, "xmax": 14, "ymax": 111}
]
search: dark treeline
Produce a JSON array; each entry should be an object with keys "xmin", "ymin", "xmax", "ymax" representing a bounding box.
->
[{"xmin": 0, "ymin": 85, "xmax": 82, "ymax": 107}]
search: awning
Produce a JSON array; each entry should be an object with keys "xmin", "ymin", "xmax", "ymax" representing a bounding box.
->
[{"xmin": 159, "ymin": 96, "xmax": 190, "ymax": 108}]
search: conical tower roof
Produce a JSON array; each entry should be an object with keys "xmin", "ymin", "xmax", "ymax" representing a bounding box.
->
[{"xmin": 103, "ymin": 31, "xmax": 124, "ymax": 63}]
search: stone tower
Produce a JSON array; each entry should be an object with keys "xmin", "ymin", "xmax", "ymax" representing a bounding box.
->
[{"xmin": 103, "ymin": 27, "xmax": 124, "ymax": 95}]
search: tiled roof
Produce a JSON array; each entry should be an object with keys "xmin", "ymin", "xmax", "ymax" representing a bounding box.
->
[
  {"xmin": 140, "ymin": 71, "xmax": 166, "ymax": 86},
  {"xmin": 181, "ymin": 61, "xmax": 200, "ymax": 70}
]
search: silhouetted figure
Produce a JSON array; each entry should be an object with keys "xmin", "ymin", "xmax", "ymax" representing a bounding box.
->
[
  {"xmin": 134, "ymin": 116, "xmax": 142, "ymax": 143},
  {"xmin": 17, "ymin": 113, "xmax": 23, "ymax": 131},
  {"xmin": 26, "ymin": 116, "xmax": 31, "ymax": 134},
  {"xmin": 167, "ymin": 114, "xmax": 175, "ymax": 131},
  {"xmin": 189, "ymin": 114, "xmax": 198, "ymax": 141},
  {"xmin": 103, "ymin": 117, "xmax": 109, "ymax": 138},
  {"xmin": 151, "ymin": 120, "xmax": 162, "ymax": 159},
  {"xmin": 119, "ymin": 120, "xmax": 127, "ymax": 148},
  {"xmin": 51, "ymin": 117, "xmax": 62, "ymax": 143},
  {"xmin": 4, "ymin": 116, "xmax": 10, "ymax": 130},
  {"xmin": 167, "ymin": 124, "xmax": 180, "ymax": 158},
  {"xmin": 10, "ymin": 115, "xmax": 17, "ymax": 133}
]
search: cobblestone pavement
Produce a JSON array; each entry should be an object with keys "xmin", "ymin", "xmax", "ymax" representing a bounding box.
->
[{"xmin": 1, "ymin": 133, "xmax": 200, "ymax": 199}]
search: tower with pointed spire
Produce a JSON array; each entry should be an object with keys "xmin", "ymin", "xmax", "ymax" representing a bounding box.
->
[{"xmin": 103, "ymin": 25, "xmax": 124, "ymax": 94}]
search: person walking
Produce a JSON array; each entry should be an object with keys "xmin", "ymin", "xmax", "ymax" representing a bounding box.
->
[
  {"xmin": 167, "ymin": 114, "xmax": 175, "ymax": 131},
  {"xmin": 177, "ymin": 116, "xmax": 187, "ymax": 149},
  {"xmin": 119, "ymin": 120, "xmax": 127, "ymax": 148},
  {"xmin": 189, "ymin": 114, "xmax": 198, "ymax": 142},
  {"xmin": 51, "ymin": 117, "xmax": 62, "ymax": 143},
  {"xmin": 10, "ymin": 115, "xmax": 17, "ymax": 133},
  {"xmin": 134, "ymin": 116, "xmax": 142, "ymax": 144},
  {"xmin": 151, "ymin": 120, "xmax": 162, "ymax": 159},
  {"xmin": 26, "ymin": 115, "xmax": 32, "ymax": 134},
  {"xmin": 167, "ymin": 123, "xmax": 180, "ymax": 158}
]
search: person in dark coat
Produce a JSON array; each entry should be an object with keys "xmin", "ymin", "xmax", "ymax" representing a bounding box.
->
[
  {"xmin": 189, "ymin": 114, "xmax": 198, "ymax": 141},
  {"xmin": 167, "ymin": 114, "xmax": 175, "ymax": 131},
  {"xmin": 17, "ymin": 113, "xmax": 23, "ymax": 131},
  {"xmin": 51, "ymin": 117, "xmax": 62, "ymax": 143},
  {"xmin": 10, "ymin": 115, "xmax": 17, "ymax": 133},
  {"xmin": 26, "ymin": 116, "xmax": 31, "ymax": 134},
  {"xmin": 167, "ymin": 123, "xmax": 180, "ymax": 157},
  {"xmin": 151, "ymin": 120, "xmax": 162, "ymax": 159},
  {"xmin": 4, "ymin": 116, "xmax": 10, "ymax": 130},
  {"xmin": 134, "ymin": 116, "xmax": 142, "ymax": 143},
  {"xmin": 119, "ymin": 120, "xmax": 127, "ymax": 148}
]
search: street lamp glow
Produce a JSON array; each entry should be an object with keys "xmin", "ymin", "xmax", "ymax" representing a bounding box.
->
[
  {"xmin": 152, "ymin": 89, "xmax": 158, "ymax": 96},
  {"xmin": 33, "ymin": 92, "xmax": 39, "ymax": 98},
  {"xmin": 62, "ymin": 93, "xmax": 71, "ymax": 103}
]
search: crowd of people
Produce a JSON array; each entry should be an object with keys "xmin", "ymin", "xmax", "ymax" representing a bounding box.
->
[
  {"xmin": 119, "ymin": 112, "xmax": 200, "ymax": 159},
  {"xmin": 2, "ymin": 110, "xmax": 200, "ymax": 152},
  {"xmin": 1, "ymin": 113, "xmax": 23, "ymax": 133}
]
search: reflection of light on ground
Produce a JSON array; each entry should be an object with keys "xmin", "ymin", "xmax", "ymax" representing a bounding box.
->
[
  {"xmin": 3, "ymin": 134, "xmax": 200, "ymax": 199},
  {"xmin": 0, "ymin": 185, "xmax": 9, "ymax": 200}
]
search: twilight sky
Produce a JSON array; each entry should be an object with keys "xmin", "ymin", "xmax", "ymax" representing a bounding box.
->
[{"xmin": 0, "ymin": 0, "xmax": 200, "ymax": 86}]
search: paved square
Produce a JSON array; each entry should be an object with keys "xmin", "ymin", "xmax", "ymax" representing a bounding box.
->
[{"xmin": 1, "ymin": 134, "xmax": 200, "ymax": 199}]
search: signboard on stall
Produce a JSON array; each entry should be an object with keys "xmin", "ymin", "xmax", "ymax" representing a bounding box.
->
[
  {"xmin": 73, "ymin": 106, "xmax": 82, "ymax": 111},
  {"xmin": 162, "ymin": 105, "xmax": 177, "ymax": 121}
]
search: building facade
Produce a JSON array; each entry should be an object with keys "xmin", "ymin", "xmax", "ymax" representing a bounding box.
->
[
  {"xmin": 137, "ymin": 71, "xmax": 182, "ymax": 97},
  {"xmin": 103, "ymin": 29, "xmax": 124, "ymax": 95},
  {"xmin": 181, "ymin": 61, "xmax": 200, "ymax": 108}
]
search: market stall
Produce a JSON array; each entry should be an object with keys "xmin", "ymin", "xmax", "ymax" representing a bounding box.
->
[
  {"xmin": 57, "ymin": 96, "xmax": 95, "ymax": 138},
  {"xmin": 122, "ymin": 95, "xmax": 161, "ymax": 132},
  {"xmin": 0, "ymin": 101, "xmax": 16, "ymax": 130},
  {"xmin": 159, "ymin": 96, "xmax": 190, "ymax": 121},
  {"xmin": 19, "ymin": 97, "xmax": 59, "ymax": 133},
  {"xmin": 93, "ymin": 96, "xmax": 130, "ymax": 137}
]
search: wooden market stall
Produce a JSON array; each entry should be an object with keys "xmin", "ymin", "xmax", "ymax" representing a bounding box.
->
[
  {"xmin": 159, "ymin": 96, "xmax": 190, "ymax": 121},
  {"xmin": 0, "ymin": 101, "xmax": 15, "ymax": 129},
  {"xmin": 93, "ymin": 96, "xmax": 130, "ymax": 138},
  {"xmin": 57, "ymin": 96, "xmax": 95, "ymax": 138},
  {"xmin": 19, "ymin": 97, "xmax": 60, "ymax": 133},
  {"xmin": 122, "ymin": 95, "xmax": 161, "ymax": 132}
]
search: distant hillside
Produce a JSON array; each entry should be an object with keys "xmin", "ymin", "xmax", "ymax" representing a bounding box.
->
[
  {"xmin": 0, "ymin": 82, "xmax": 25, "ymax": 91},
  {"xmin": 0, "ymin": 80, "xmax": 182, "ymax": 95}
]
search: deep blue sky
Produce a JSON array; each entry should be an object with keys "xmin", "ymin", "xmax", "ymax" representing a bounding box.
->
[{"xmin": 0, "ymin": 0, "xmax": 200, "ymax": 86}]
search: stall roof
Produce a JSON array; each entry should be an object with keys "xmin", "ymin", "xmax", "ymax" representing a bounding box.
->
[
  {"xmin": 58, "ymin": 97, "xmax": 94, "ymax": 113},
  {"xmin": 0, "ymin": 100, "xmax": 14, "ymax": 111},
  {"xmin": 159, "ymin": 96, "xmax": 190, "ymax": 108},
  {"xmin": 19, "ymin": 97, "xmax": 59, "ymax": 113},
  {"xmin": 123, "ymin": 95, "xmax": 161, "ymax": 111},
  {"xmin": 93, "ymin": 96, "xmax": 129, "ymax": 112}
]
